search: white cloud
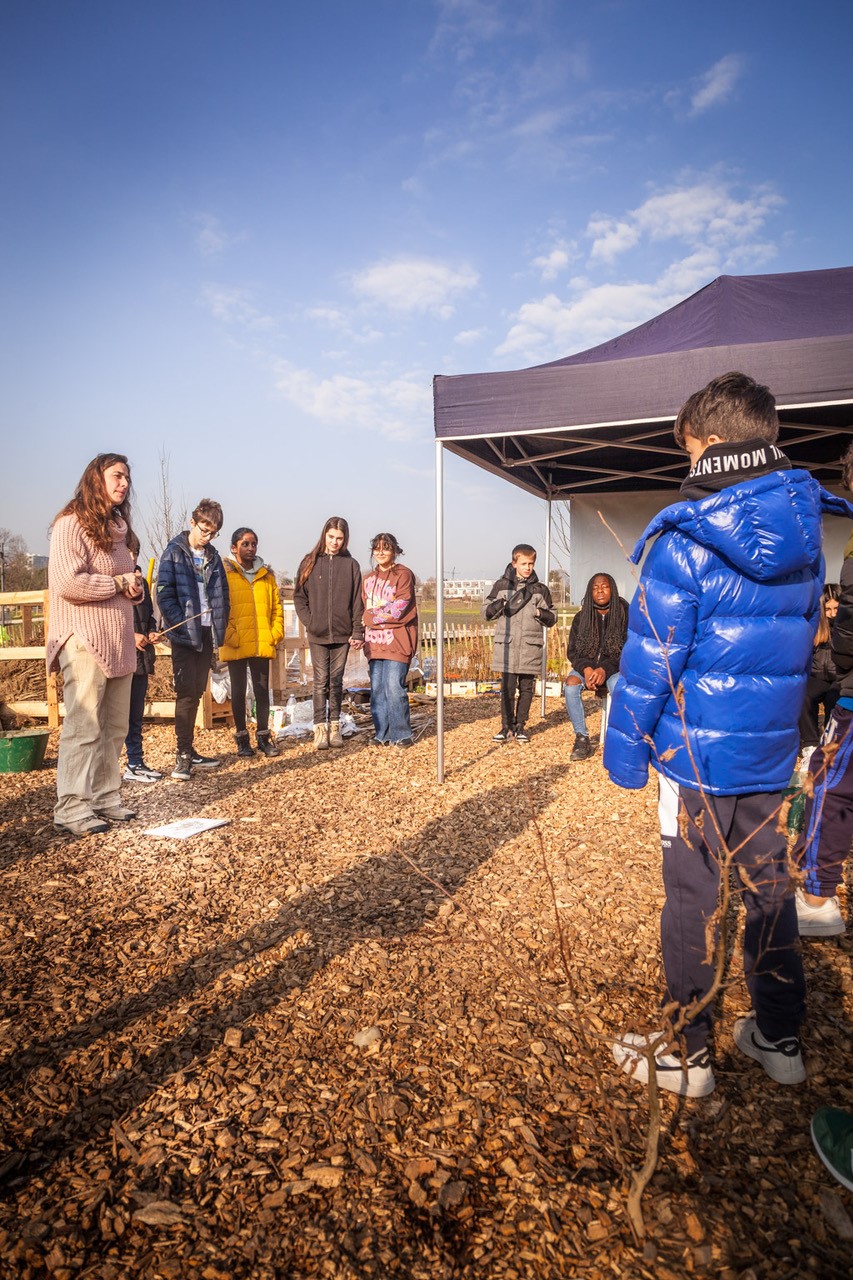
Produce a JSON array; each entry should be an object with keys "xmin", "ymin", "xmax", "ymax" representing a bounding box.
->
[
  {"xmin": 587, "ymin": 178, "xmax": 783, "ymax": 264},
  {"xmin": 200, "ymin": 285, "xmax": 275, "ymax": 330},
  {"xmin": 511, "ymin": 108, "xmax": 568, "ymax": 139},
  {"xmin": 193, "ymin": 213, "xmax": 244, "ymax": 257},
  {"xmin": 586, "ymin": 218, "xmax": 639, "ymax": 264},
  {"xmin": 531, "ymin": 244, "xmax": 573, "ymax": 282},
  {"xmin": 690, "ymin": 54, "xmax": 745, "ymax": 115},
  {"xmin": 350, "ymin": 257, "xmax": 479, "ymax": 318},
  {"xmin": 305, "ymin": 306, "xmax": 382, "ymax": 343},
  {"xmin": 454, "ymin": 327, "xmax": 486, "ymax": 345},
  {"xmin": 496, "ymin": 252, "xmax": 720, "ymax": 363},
  {"xmin": 273, "ymin": 360, "xmax": 432, "ymax": 442},
  {"xmin": 306, "ymin": 306, "xmax": 348, "ymax": 328},
  {"xmin": 429, "ymin": 0, "xmax": 508, "ymax": 62}
]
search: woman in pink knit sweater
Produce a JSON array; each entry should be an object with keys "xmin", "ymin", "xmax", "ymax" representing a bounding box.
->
[{"xmin": 48, "ymin": 454, "xmax": 143, "ymax": 835}]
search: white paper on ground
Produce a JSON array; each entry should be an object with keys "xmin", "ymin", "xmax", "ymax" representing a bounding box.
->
[{"xmin": 143, "ymin": 817, "xmax": 230, "ymax": 839}]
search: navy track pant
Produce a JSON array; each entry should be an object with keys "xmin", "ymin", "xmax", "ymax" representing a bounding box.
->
[
  {"xmin": 658, "ymin": 776, "xmax": 805, "ymax": 1055},
  {"xmin": 799, "ymin": 705, "xmax": 853, "ymax": 897}
]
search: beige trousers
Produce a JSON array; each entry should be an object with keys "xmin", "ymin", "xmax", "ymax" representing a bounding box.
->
[{"xmin": 55, "ymin": 635, "xmax": 133, "ymax": 824}]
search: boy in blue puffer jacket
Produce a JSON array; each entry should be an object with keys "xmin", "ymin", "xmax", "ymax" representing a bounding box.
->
[{"xmin": 605, "ymin": 372, "xmax": 853, "ymax": 1097}]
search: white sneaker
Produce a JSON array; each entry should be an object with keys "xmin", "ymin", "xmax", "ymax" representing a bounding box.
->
[
  {"xmin": 796, "ymin": 889, "xmax": 846, "ymax": 937},
  {"xmin": 734, "ymin": 1014, "xmax": 806, "ymax": 1085},
  {"xmin": 612, "ymin": 1031, "xmax": 715, "ymax": 1098}
]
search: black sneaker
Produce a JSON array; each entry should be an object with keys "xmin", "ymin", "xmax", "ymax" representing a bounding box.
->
[
  {"xmin": 493, "ymin": 729, "xmax": 511, "ymax": 743},
  {"xmin": 570, "ymin": 734, "xmax": 593, "ymax": 762},
  {"xmin": 190, "ymin": 752, "xmax": 221, "ymax": 769},
  {"xmin": 172, "ymin": 752, "xmax": 193, "ymax": 781},
  {"xmin": 514, "ymin": 729, "xmax": 530, "ymax": 743},
  {"xmin": 393, "ymin": 738, "xmax": 415, "ymax": 748},
  {"xmin": 123, "ymin": 763, "xmax": 163, "ymax": 783}
]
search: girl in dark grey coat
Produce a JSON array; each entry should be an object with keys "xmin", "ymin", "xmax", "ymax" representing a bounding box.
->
[{"xmin": 294, "ymin": 516, "xmax": 364, "ymax": 749}]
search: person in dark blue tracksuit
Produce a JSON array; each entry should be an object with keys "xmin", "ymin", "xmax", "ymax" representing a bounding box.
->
[
  {"xmin": 604, "ymin": 372, "xmax": 853, "ymax": 1098},
  {"xmin": 797, "ymin": 443, "xmax": 853, "ymax": 938}
]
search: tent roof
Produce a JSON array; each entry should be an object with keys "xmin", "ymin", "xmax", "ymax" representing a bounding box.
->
[{"xmin": 433, "ymin": 267, "xmax": 853, "ymax": 497}]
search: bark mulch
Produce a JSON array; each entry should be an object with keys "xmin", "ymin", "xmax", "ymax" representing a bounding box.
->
[{"xmin": 1, "ymin": 698, "xmax": 851, "ymax": 1279}]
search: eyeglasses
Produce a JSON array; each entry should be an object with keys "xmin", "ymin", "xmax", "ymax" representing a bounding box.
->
[{"xmin": 194, "ymin": 521, "xmax": 220, "ymax": 539}]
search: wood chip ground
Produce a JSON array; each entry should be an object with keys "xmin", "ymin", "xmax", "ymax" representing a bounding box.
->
[{"xmin": 1, "ymin": 698, "xmax": 851, "ymax": 1278}]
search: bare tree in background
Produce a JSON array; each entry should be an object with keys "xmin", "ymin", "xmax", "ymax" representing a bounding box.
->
[
  {"xmin": 143, "ymin": 448, "xmax": 188, "ymax": 564},
  {"xmin": 550, "ymin": 500, "xmax": 571, "ymax": 601},
  {"xmin": 0, "ymin": 528, "xmax": 43, "ymax": 591}
]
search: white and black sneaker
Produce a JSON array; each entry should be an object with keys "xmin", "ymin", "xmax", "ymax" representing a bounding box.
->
[
  {"xmin": 123, "ymin": 763, "xmax": 163, "ymax": 783},
  {"xmin": 734, "ymin": 1014, "xmax": 806, "ymax": 1085},
  {"xmin": 190, "ymin": 752, "xmax": 221, "ymax": 769},
  {"xmin": 493, "ymin": 729, "xmax": 511, "ymax": 743},
  {"xmin": 612, "ymin": 1031, "xmax": 716, "ymax": 1098}
]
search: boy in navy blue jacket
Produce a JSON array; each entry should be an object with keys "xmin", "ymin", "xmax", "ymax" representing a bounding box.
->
[
  {"xmin": 157, "ymin": 499, "xmax": 229, "ymax": 780},
  {"xmin": 604, "ymin": 372, "xmax": 853, "ymax": 1097}
]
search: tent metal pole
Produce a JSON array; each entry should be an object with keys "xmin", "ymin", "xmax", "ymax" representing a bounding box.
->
[
  {"xmin": 435, "ymin": 439, "xmax": 445, "ymax": 783},
  {"xmin": 541, "ymin": 496, "xmax": 552, "ymax": 717}
]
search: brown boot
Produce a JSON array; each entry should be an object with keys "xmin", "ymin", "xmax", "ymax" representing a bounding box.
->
[
  {"xmin": 314, "ymin": 723, "xmax": 329, "ymax": 750},
  {"xmin": 328, "ymin": 720, "xmax": 344, "ymax": 748}
]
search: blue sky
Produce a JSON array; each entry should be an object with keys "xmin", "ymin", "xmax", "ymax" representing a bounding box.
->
[{"xmin": 2, "ymin": 0, "xmax": 851, "ymax": 581}]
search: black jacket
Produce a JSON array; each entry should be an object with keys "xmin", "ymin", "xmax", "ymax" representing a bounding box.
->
[
  {"xmin": 294, "ymin": 552, "xmax": 364, "ymax": 644},
  {"xmin": 132, "ymin": 573, "xmax": 157, "ymax": 676},
  {"xmin": 832, "ymin": 551, "xmax": 853, "ymax": 695}
]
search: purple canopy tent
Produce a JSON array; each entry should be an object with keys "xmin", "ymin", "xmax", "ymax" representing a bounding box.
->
[{"xmin": 430, "ymin": 267, "xmax": 853, "ymax": 779}]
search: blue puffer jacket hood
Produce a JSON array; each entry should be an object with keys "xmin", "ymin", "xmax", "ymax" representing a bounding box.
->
[{"xmin": 604, "ymin": 469, "xmax": 853, "ymax": 795}]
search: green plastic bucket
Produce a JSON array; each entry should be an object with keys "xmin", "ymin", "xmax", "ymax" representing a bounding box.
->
[{"xmin": 0, "ymin": 728, "xmax": 51, "ymax": 774}]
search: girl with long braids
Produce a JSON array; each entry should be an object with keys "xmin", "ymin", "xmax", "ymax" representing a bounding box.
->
[
  {"xmin": 294, "ymin": 517, "xmax": 363, "ymax": 750},
  {"xmin": 564, "ymin": 572, "xmax": 628, "ymax": 761},
  {"xmin": 47, "ymin": 453, "xmax": 143, "ymax": 835}
]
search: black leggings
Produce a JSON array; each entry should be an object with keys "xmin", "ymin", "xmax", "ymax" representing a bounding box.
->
[
  {"xmin": 799, "ymin": 676, "xmax": 839, "ymax": 748},
  {"xmin": 228, "ymin": 657, "xmax": 272, "ymax": 734},
  {"xmin": 310, "ymin": 642, "xmax": 349, "ymax": 721}
]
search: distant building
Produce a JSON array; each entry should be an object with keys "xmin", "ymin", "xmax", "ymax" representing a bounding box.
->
[
  {"xmin": 444, "ymin": 578, "xmax": 492, "ymax": 600},
  {"xmin": 27, "ymin": 554, "xmax": 49, "ymax": 571}
]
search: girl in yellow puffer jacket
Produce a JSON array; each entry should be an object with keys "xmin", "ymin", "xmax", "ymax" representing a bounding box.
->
[{"xmin": 220, "ymin": 527, "xmax": 284, "ymax": 757}]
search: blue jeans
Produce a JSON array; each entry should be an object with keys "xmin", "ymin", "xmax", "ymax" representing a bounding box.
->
[
  {"xmin": 564, "ymin": 669, "xmax": 619, "ymax": 736},
  {"xmin": 369, "ymin": 659, "xmax": 412, "ymax": 743}
]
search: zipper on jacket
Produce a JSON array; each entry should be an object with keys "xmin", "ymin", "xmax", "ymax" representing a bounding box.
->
[{"xmin": 327, "ymin": 553, "xmax": 334, "ymax": 640}]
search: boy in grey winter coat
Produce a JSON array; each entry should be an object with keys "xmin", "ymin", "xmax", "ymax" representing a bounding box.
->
[{"xmin": 483, "ymin": 544, "xmax": 556, "ymax": 742}]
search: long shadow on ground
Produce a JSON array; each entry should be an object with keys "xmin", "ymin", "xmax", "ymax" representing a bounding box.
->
[{"xmin": 1, "ymin": 766, "xmax": 566, "ymax": 1193}]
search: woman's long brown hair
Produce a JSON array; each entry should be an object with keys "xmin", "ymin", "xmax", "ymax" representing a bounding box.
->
[
  {"xmin": 297, "ymin": 516, "xmax": 350, "ymax": 587},
  {"xmin": 53, "ymin": 453, "xmax": 135, "ymax": 552}
]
